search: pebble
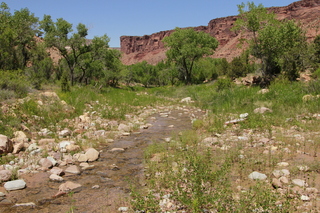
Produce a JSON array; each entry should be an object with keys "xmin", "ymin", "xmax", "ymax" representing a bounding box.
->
[
  {"xmin": 118, "ymin": 207, "xmax": 129, "ymax": 212},
  {"xmin": 109, "ymin": 148, "xmax": 125, "ymax": 153},
  {"xmin": 65, "ymin": 165, "xmax": 81, "ymax": 175},
  {"xmin": 292, "ymin": 179, "xmax": 307, "ymax": 187},
  {"xmin": 49, "ymin": 174, "xmax": 64, "ymax": 182}
]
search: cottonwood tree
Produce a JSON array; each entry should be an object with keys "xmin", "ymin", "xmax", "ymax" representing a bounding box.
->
[
  {"xmin": 0, "ymin": 3, "xmax": 40, "ymax": 70},
  {"xmin": 162, "ymin": 28, "xmax": 218, "ymax": 84},
  {"xmin": 40, "ymin": 15, "xmax": 91, "ymax": 86},
  {"xmin": 233, "ymin": 2, "xmax": 307, "ymax": 82}
]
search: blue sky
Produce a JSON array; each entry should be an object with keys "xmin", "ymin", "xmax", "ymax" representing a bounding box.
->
[{"xmin": 6, "ymin": 0, "xmax": 295, "ymax": 47}]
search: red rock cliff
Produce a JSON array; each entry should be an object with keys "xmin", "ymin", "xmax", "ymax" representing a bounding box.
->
[{"xmin": 121, "ymin": 0, "xmax": 320, "ymax": 65}]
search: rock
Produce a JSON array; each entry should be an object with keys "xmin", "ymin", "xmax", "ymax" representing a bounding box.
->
[
  {"xmin": 292, "ymin": 179, "xmax": 307, "ymax": 187},
  {"xmin": 257, "ymin": 89, "xmax": 270, "ymax": 94},
  {"xmin": 92, "ymin": 185, "xmax": 100, "ymax": 189},
  {"xmin": 0, "ymin": 134, "xmax": 13, "ymax": 154},
  {"xmin": 109, "ymin": 148, "xmax": 125, "ymax": 153},
  {"xmin": 4, "ymin": 179, "xmax": 26, "ymax": 191},
  {"xmin": 118, "ymin": 207, "xmax": 129, "ymax": 212},
  {"xmin": 26, "ymin": 143, "xmax": 39, "ymax": 152},
  {"xmin": 39, "ymin": 158, "xmax": 53, "ymax": 169},
  {"xmin": 253, "ymin": 107, "xmax": 273, "ymax": 114},
  {"xmin": 248, "ymin": 171, "xmax": 267, "ymax": 180},
  {"xmin": 85, "ymin": 148, "xmax": 99, "ymax": 162},
  {"xmin": 59, "ymin": 181, "xmax": 82, "ymax": 192},
  {"xmin": 202, "ymin": 137, "xmax": 218, "ymax": 145},
  {"xmin": 272, "ymin": 169, "xmax": 290, "ymax": 178},
  {"xmin": 122, "ymin": 132, "xmax": 130, "ymax": 136},
  {"xmin": 297, "ymin": 165, "xmax": 310, "ymax": 172},
  {"xmin": 58, "ymin": 141, "xmax": 73, "ymax": 149},
  {"xmin": 47, "ymin": 156, "xmax": 57, "ymax": 166},
  {"xmin": 50, "ymin": 167, "xmax": 64, "ymax": 175},
  {"xmin": 49, "ymin": 174, "xmax": 64, "ymax": 182},
  {"xmin": 277, "ymin": 162, "xmax": 289, "ymax": 167},
  {"xmin": 13, "ymin": 131, "xmax": 28, "ymax": 143},
  {"xmin": 65, "ymin": 165, "xmax": 81, "ymax": 175},
  {"xmin": 73, "ymin": 153, "xmax": 88, "ymax": 162},
  {"xmin": 239, "ymin": 113, "xmax": 249, "ymax": 119},
  {"xmin": 38, "ymin": 138, "xmax": 55, "ymax": 145},
  {"xmin": 180, "ymin": 97, "xmax": 193, "ymax": 103},
  {"xmin": 279, "ymin": 176, "xmax": 289, "ymax": 184},
  {"xmin": 59, "ymin": 129, "xmax": 72, "ymax": 137},
  {"xmin": 13, "ymin": 202, "xmax": 36, "ymax": 207},
  {"xmin": 66, "ymin": 144, "xmax": 80, "ymax": 152},
  {"xmin": 272, "ymin": 178, "xmax": 282, "ymax": 188},
  {"xmin": 301, "ymin": 195, "xmax": 310, "ymax": 201},
  {"xmin": 0, "ymin": 170, "xmax": 12, "ymax": 182},
  {"xmin": 0, "ymin": 192, "xmax": 5, "ymax": 197},
  {"xmin": 13, "ymin": 141, "xmax": 26, "ymax": 154},
  {"xmin": 118, "ymin": 124, "xmax": 130, "ymax": 132}
]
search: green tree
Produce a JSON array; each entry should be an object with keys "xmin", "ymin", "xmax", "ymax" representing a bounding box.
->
[
  {"xmin": 233, "ymin": 2, "xmax": 307, "ymax": 82},
  {"xmin": 40, "ymin": 15, "xmax": 91, "ymax": 86},
  {"xmin": 162, "ymin": 28, "xmax": 218, "ymax": 84},
  {"xmin": 0, "ymin": 3, "xmax": 39, "ymax": 70}
]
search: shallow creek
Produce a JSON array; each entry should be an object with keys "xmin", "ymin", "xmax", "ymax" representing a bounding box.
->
[{"xmin": 0, "ymin": 107, "xmax": 203, "ymax": 213}]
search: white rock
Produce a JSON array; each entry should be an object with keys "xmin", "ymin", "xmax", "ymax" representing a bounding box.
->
[
  {"xmin": 277, "ymin": 162, "xmax": 289, "ymax": 167},
  {"xmin": 292, "ymin": 179, "xmax": 307, "ymax": 187},
  {"xmin": 180, "ymin": 97, "xmax": 192, "ymax": 103},
  {"xmin": 50, "ymin": 167, "xmax": 64, "ymax": 175},
  {"xmin": 47, "ymin": 156, "xmax": 57, "ymax": 166},
  {"xmin": 118, "ymin": 207, "xmax": 129, "ymax": 212},
  {"xmin": 59, "ymin": 129, "xmax": 72, "ymax": 137},
  {"xmin": 301, "ymin": 195, "xmax": 310, "ymax": 201},
  {"xmin": 248, "ymin": 171, "xmax": 267, "ymax": 180},
  {"xmin": 4, "ymin": 179, "xmax": 26, "ymax": 191},
  {"xmin": 65, "ymin": 165, "xmax": 81, "ymax": 175},
  {"xmin": 109, "ymin": 148, "xmax": 125, "ymax": 153},
  {"xmin": 49, "ymin": 174, "xmax": 64, "ymax": 181},
  {"xmin": 85, "ymin": 148, "xmax": 99, "ymax": 162}
]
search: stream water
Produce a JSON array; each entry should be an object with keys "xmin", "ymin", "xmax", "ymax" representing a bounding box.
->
[{"xmin": 0, "ymin": 107, "xmax": 203, "ymax": 213}]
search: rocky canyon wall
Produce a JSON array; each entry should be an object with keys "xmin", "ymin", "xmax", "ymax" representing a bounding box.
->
[{"xmin": 120, "ymin": 0, "xmax": 320, "ymax": 65}]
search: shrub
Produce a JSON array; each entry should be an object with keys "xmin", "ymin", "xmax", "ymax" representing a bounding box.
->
[{"xmin": 0, "ymin": 70, "xmax": 30, "ymax": 99}]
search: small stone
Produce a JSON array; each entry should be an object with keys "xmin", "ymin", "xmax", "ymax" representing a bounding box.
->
[
  {"xmin": 59, "ymin": 181, "xmax": 82, "ymax": 192},
  {"xmin": 109, "ymin": 148, "xmax": 125, "ymax": 153},
  {"xmin": 118, "ymin": 206, "xmax": 129, "ymax": 212},
  {"xmin": 50, "ymin": 167, "xmax": 64, "ymax": 175},
  {"xmin": 49, "ymin": 174, "xmax": 64, "ymax": 182},
  {"xmin": 279, "ymin": 176, "xmax": 289, "ymax": 184},
  {"xmin": 66, "ymin": 144, "xmax": 80, "ymax": 152},
  {"xmin": 272, "ymin": 178, "xmax": 282, "ymax": 188},
  {"xmin": 248, "ymin": 171, "xmax": 267, "ymax": 180},
  {"xmin": 47, "ymin": 156, "xmax": 57, "ymax": 166},
  {"xmin": 85, "ymin": 148, "xmax": 99, "ymax": 162},
  {"xmin": 59, "ymin": 129, "xmax": 72, "ymax": 137},
  {"xmin": 122, "ymin": 132, "xmax": 130, "ymax": 136},
  {"xmin": 168, "ymin": 125, "xmax": 174, "ymax": 128},
  {"xmin": 73, "ymin": 153, "xmax": 88, "ymax": 162},
  {"xmin": 277, "ymin": 162, "xmax": 289, "ymax": 167},
  {"xmin": 0, "ymin": 192, "xmax": 5, "ymax": 197},
  {"xmin": 254, "ymin": 107, "xmax": 273, "ymax": 114},
  {"xmin": 65, "ymin": 165, "xmax": 81, "ymax": 175},
  {"xmin": 0, "ymin": 170, "xmax": 12, "ymax": 182},
  {"xmin": 292, "ymin": 179, "xmax": 307, "ymax": 187},
  {"xmin": 92, "ymin": 185, "xmax": 100, "ymax": 189},
  {"xmin": 39, "ymin": 158, "xmax": 53, "ymax": 169},
  {"xmin": 118, "ymin": 124, "xmax": 130, "ymax": 132},
  {"xmin": 4, "ymin": 179, "xmax": 26, "ymax": 191},
  {"xmin": 301, "ymin": 195, "xmax": 310, "ymax": 201},
  {"xmin": 13, "ymin": 202, "xmax": 36, "ymax": 207}
]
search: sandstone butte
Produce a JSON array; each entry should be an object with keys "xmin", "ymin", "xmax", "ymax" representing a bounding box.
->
[{"xmin": 120, "ymin": 0, "xmax": 320, "ymax": 65}]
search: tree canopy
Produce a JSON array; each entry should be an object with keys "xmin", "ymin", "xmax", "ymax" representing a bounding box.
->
[{"xmin": 163, "ymin": 28, "xmax": 218, "ymax": 84}]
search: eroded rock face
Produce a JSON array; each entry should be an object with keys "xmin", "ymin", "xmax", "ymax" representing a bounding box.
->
[{"xmin": 120, "ymin": 0, "xmax": 320, "ymax": 65}]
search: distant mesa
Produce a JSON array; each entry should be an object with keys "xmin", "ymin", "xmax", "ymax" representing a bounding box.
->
[{"xmin": 120, "ymin": 0, "xmax": 320, "ymax": 65}]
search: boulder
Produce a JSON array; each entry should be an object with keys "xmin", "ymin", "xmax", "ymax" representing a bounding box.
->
[
  {"xmin": 85, "ymin": 148, "xmax": 99, "ymax": 162},
  {"xmin": 0, "ymin": 135, "xmax": 13, "ymax": 154},
  {"xmin": 4, "ymin": 179, "xmax": 26, "ymax": 191}
]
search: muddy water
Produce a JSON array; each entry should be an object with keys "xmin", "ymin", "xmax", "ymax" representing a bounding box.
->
[{"xmin": 0, "ymin": 108, "xmax": 203, "ymax": 213}]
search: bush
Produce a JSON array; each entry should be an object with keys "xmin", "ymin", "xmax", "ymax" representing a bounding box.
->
[{"xmin": 0, "ymin": 70, "xmax": 30, "ymax": 99}]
